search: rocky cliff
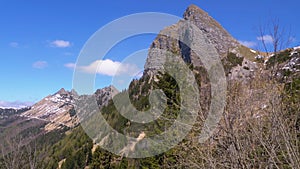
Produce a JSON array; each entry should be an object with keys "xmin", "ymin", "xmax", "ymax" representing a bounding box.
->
[
  {"xmin": 183, "ymin": 5, "xmax": 239, "ymax": 56},
  {"xmin": 145, "ymin": 5, "xmax": 239, "ymax": 70},
  {"xmin": 145, "ymin": 4, "xmax": 258, "ymax": 81},
  {"xmin": 94, "ymin": 85, "xmax": 119, "ymax": 107}
]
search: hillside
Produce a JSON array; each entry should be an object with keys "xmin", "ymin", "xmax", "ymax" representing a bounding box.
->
[{"xmin": 1, "ymin": 4, "xmax": 299, "ymax": 169}]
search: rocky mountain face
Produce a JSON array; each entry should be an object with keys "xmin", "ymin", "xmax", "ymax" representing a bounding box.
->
[
  {"xmin": 21, "ymin": 88, "xmax": 77, "ymax": 131},
  {"xmin": 94, "ymin": 85, "xmax": 119, "ymax": 107},
  {"xmin": 145, "ymin": 5, "xmax": 239, "ymax": 70},
  {"xmin": 182, "ymin": 5, "xmax": 239, "ymax": 56},
  {"xmin": 145, "ymin": 4, "xmax": 258, "ymax": 83},
  {"xmin": 140, "ymin": 4, "xmax": 299, "ymax": 151},
  {"xmin": 20, "ymin": 86, "xmax": 119, "ymax": 131},
  {"xmin": 143, "ymin": 4, "xmax": 264, "ymax": 115}
]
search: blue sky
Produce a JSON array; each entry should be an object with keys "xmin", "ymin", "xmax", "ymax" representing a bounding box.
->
[{"xmin": 0, "ymin": 0, "xmax": 299, "ymax": 107}]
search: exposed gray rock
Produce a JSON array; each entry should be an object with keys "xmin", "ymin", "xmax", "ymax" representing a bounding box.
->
[
  {"xmin": 145, "ymin": 4, "xmax": 240, "ymax": 74},
  {"xmin": 229, "ymin": 58, "xmax": 258, "ymax": 80},
  {"xmin": 183, "ymin": 5, "xmax": 239, "ymax": 56},
  {"xmin": 145, "ymin": 4, "xmax": 259, "ymax": 83},
  {"xmin": 94, "ymin": 85, "xmax": 119, "ymax": 107}
]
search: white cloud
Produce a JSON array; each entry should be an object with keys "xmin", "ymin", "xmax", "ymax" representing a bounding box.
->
[
  {"xmin": 9, "ymin": 42, "xmax": 19, "ymax": 48},
  {"xmin": 68, "ymin": 59, "xmax": 140, "ymax": 77},
  {"xmin": 239, "ymin": 40, "xmax": 257, "ymax": 48},
  {"xmin": 32, "ymin": 61, "xmax": 48, "ymax": 69},
  {"xmin": 82, "ymin": 59, "xmax": 123, "ymax": 76},
  {"xmin": 257, "ymin": 35, "xmax": 274, "ymax": 44},
  {"xmin": 0, "ymin": 100, "xmax": 34, "ymax": 109},
  {"xmin": 50, "ymin": 40, "xmax": 71, "ymax": 48},
  {"xmin": 64, "ymin": 63, "xmax": 76, "ymax": 69}
]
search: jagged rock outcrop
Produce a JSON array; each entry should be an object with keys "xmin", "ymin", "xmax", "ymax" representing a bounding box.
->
[
  {"xmin": 145, "ymin": 4, "xmax": 241, "ymax": 72},
  {"xmin": 228, "ymin": 58, "xmax": 257, "ymax": 80},
  {"xmin": 183, "ymin": 5, "xmax": 239, "ymax": 56},
  {"xmin": 144, "ymin": 4, "xmax": 260, "ymax": 83},
  {"xmin": 94, "ymin": 85, "xmax": 119, "ymax": 107}
]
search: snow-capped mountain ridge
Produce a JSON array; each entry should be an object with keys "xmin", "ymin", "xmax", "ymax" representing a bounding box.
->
[{"xmin": 20, "ymin": 86, "xmax": 118, "ymax": 131}]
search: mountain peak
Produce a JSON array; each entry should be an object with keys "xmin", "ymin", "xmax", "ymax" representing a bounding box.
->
[
  {"xmin": 94, "ymin": 85, "xmax": 119, "ymax": 97},
  {"xmin": 182, "ymin": 4, "xmax": 239, "ymax": 55},
  {"xmin": 183, "ymin": 4, "xmax": 220, "ymax": 29},
  {"xmin": 184, "ymin": 4, "xmax": 208, "ymax": 20},
  {"xmin": 56, "ymin": 88, "xmax": 68, "ymax": 95},
  {"xmin": 145, "ymin": 4, "xmax": 240, "ymax": 71}
]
